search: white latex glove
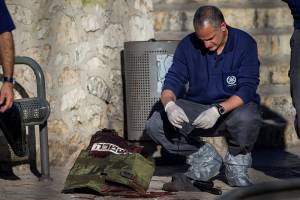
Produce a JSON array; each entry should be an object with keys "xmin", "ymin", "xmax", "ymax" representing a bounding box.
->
[
  {"xmin": 192, "ymin": 106, "xmax": 220, "ymax": 129},
  {"xmin": 165, "ymin": 101, "xmax": 189, "ymax": 129}
]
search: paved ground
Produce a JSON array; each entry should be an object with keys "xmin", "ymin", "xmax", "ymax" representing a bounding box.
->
[{"xmin": 1, "ymin": 146, "xmax": 300, "ymax": 200}]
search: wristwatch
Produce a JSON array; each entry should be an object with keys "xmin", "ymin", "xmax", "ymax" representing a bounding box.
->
[
  {"xmin": 214, "ymin": 104, "xmax": 225, "ymax": 116},
  {"xmin": 3, "ymin": 76, "xmax": 16, "ymax": 84}
]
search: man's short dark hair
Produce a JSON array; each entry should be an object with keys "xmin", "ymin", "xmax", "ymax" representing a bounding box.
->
[{"xmin": 193, "ymin": 6, "xmax": 225, "ymax": 30}]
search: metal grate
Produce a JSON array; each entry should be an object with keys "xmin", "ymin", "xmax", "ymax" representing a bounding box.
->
[
  {"xmin": 124, "ymin": 41, "xmax": 179, "ymax": 140},
  {"xmin": 14, "ymin": 97, "xmax": 50, "ymax": 126}
]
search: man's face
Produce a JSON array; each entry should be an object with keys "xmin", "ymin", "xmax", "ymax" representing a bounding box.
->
[{"xmin": 195, "ymin": 21, "xmax": 227, "ymax": 52}]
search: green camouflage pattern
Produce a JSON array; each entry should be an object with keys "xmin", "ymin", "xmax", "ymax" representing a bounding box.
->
[
  {"xmin": 62, "ymin": 150, "xmax": 155, "ymax": 194},
  {"xmin": 104, "ymin": 153, "xmax": 155, "ymax": 193},
  {"xmin": 62, "ymin": 150, "xmax": 107, "ymax": 193}
]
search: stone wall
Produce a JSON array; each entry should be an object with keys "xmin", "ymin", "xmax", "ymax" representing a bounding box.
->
[{"xmin": 7, "ymin": 0, "xmax": 154, "ymax": 166}]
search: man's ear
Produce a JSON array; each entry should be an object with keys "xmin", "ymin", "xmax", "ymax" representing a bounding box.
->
[{"xmin": 220, "ymin": 22, "xmax": 227, "ymax": 32}]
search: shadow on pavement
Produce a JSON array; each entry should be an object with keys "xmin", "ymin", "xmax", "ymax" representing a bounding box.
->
[
  {"xmin": 0, "ymin": 126, "xmax": 41, "ymax": 180},
  {"xmin": 154, "ymin": 150, "xmax": 188, "ymax": 176},
  {"xmin": 0, "ymin": 134, "xmax": 20, "ymax": 180},
  {"xmin": 254, "ymin": 105, "xmax": 287, "ymax": 150},
  {"xmin": 251, "ymin": 105, "xmax": 300, "ymax": 179},
  {"xmin": 252, "ymin": 149, "xmax": 300, "ymax": 179}
]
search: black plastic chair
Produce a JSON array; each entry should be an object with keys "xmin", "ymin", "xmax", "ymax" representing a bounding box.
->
[{"xmin": 0, "ymin": 56, "xmax": 51, "ymax": 181}]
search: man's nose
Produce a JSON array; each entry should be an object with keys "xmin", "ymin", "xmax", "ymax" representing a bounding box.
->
[{"xmin": 204, "ymin": 41, "xmax": 211, "ymax": 48}]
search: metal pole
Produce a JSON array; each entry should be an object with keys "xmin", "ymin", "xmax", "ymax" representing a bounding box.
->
[{"xmin": 39, "ymin": 122, "xmax": 52, "ymax": 181}]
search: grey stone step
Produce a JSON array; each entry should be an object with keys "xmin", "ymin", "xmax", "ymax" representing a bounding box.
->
[
  {"xmin": 260, "ymin": 55, "xmax": 290, "ymax": 65},
  {"xmin": 154, "ymin": 4, "xmax": 292, "ymax": 32},
  {"xmin": 154, "ymin": 0, "xmax": 287, "ymax": 11},
  {"xmin": 258, "ymin": 84, "xmax": 289, "ymax": 96},
  {"xmin": 155, "ymin": 30, "xmax": 292, "ymax": 57},
  {"xmin": 155, "ymin": 27, "xmax": 292, "ymax": 40}
]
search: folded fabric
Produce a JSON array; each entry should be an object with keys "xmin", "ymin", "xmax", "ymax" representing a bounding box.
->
[
  {"xmin": 86, "ymin": 129, "xmax": 143, "ymax": 158},
  {"xmin": 62, "ymin": 149, "xmax": 155, "ymax": 196}
]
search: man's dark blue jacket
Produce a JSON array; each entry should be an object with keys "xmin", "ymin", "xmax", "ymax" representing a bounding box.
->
[
  {"xmin": 0, "ymin": 0, "xmax": 15, "ymax": 34},
  {"xmin": 162, "ymin": 26, "xmax": 260, "ymax": 105},
  {"xmin": 285, "ymin": 0, "xmax": 300, "ymax": 29}
]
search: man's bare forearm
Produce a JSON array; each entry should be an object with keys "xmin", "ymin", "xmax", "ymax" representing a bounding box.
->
[
  {"xmin": 0, "ymin": 31, "xmax": 14, "ymax": 77},
  {"xmin": 219, "ymin": 95, "xmax": 244, "ymax": 114},
  {"xmin": 161, "ymin": 89, "xmax": 176, "ymax": 107}
]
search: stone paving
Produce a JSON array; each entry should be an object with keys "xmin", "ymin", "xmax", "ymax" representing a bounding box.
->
[{"xmin": 1, "ymin": 146, "xmax": 300, "ymax": 200}]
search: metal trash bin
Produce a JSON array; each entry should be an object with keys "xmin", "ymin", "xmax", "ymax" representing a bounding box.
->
[{"xmin": 123, "ymin": 40, "xmax": 179, "ymax": 141}]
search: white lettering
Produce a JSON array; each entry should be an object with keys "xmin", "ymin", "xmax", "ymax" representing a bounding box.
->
[{"xmin": 91, "ymin": 143, "xmax": 131, "ymax": 155}]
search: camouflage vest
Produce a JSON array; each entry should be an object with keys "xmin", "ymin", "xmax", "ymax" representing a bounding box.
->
[{"xmin": 62, "ymin": 150, "xmax": 155, "ymax": 196}]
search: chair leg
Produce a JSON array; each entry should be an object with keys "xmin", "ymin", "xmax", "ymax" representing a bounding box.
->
[
  {"xmin": 39, "ymin": 122, "xmax": 52, "ymax": 181},
  {"xmin": 27, "ymin": 125, "xmax": 41, "ymax": 178}
]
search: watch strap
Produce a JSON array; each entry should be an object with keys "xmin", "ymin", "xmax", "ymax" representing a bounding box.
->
[
  {"xmin": 214, "ymin": 104, "xmax": 225, "ymax": 116},
  {"xmin": 3, "ymin": 76, "xmax": 16, "ymax": 84}
]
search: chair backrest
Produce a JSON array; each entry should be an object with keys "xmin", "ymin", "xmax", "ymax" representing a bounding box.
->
[
  {"xmin": 13, "ymin": 56, "xmax": 50, "ymax": 126},
  {"xmin": 14, "ymin": 98, "xmax": 50, "ymax": 126}
]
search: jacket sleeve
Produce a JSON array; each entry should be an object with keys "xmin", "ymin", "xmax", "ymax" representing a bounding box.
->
[
  {"xmin": 162, "ymin": 41, "xmax": 189, "ymax": 97},
  {"xmin": 235, "ymin": 40, "xmax": 260, "ymax": 104},
  {"xmin": 0, "ymin": 0, "xmax": 15, "ymax": 34}
]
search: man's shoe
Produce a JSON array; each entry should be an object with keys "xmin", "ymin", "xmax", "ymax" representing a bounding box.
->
[
  {"xmin": 185, "ymin": 143, "xmax": 222, "ymax": 182},
  {"xmin": 224, "ymin": 152, "xmax": 252, "ymax": 187},
  {"xmin": 162, "ymin": 173, "xmax": 199, "ymax": 192},
  {"xmin": 162, "ymin": 173, "xmax": 222, "ymax": 195},
  {"xmin": 193, "ymin": 180, "xmax": 222, "ymax": 195}
]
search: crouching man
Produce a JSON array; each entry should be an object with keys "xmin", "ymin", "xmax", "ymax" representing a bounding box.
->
[{"xmin": 145, "ymin": 5, "xmax": 262, "ymax": 189}]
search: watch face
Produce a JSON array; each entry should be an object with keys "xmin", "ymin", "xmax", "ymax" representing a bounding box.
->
[
  {"xmin": 219, "ymin": 107, "xmax": 225, "ymax": 114},
  {"xmin": 216, "ymin": 104, "xmax": 225, "ymax": 115}
]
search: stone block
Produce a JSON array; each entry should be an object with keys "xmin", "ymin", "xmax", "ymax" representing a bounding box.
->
[
  {"xmin": 48, "ymin": 119, "xmax": 70, "ymax": 138},
  {"xmin": 255, "ymin": 8, "xmax": 292, "ymax": 29},
  {"xmin": 284, "ymin": 121, "xmax": 300, "ymax": 147},
  {"xmin": 56, "ymin": 15, "xmax": 79, "ymax": 45},
  {"xmin": 12, "ymin": 5, "xmax": 34, "ymax": 25},
  {"xmin": 58, "ymin": 66, "xmax": 80, "ymax": 87},
  {"xmin": 261, "ymin": 95, "xmax": 295, "ymax": 119},
  {"xmin": 104, "ymin": 24, "xmax": 125, "ymax": 48},
  {"xmin": 81, "ymin": 14, "xmax": 105, "ymax": 32},
  {"xmin": 259, "ymin": 65, "xmax": 270, "ymax": 85},
  {"xmin": 223, "ymin": 8, "xmax": 256, "ymax": 30},
  {"xmin": 21, "ymin": 44, "xmax": 51, "ymax": 67},
  {"xmin": 270, "ymin": 64, "xmax": 289, "ymax": 85},
  {"xmin": 253, "ymin": 35, "xmax": 270, "ymax": 57},
  {"xmin": 253, "ymin": 34, "xmax": 291, "ymax": 57},
  {"xmin": 87, "ymin": 76, "xmax": 111, "ymax": 103},
  {"xmin": 111, "ymin": 0, "xmax": 129, "ymax": 24},
  {"xmin": 36, "ymin": 19, "xmax": 50, "ymax": 40},
  {"xmin": 61, "ymin": 88, "xmax": 86, "ymax": 111},
  {"xmin": 154, "ymin": 11, "xmax": 184, "ymax": 32},
  {"xmin": 267, "ymin": 8, "xmax": 293, "ymax": 29},
  {"xmin": 270, "ymin": 34, "xmax": 291, "ymax": 56},
  {"xmin": 154, "ymin": 11, "xmax": 169, "ymax": 31},
  {"xmin": 168, "ymin": 11, "xmax": 185, "ymax": 31},
  {"xmin": 127, "ymin": 15, "xmax": 155, "ymax": 41},
  {"xmin": 83, "ymin": 104, "xmax": 106, "ymax": 128}
]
